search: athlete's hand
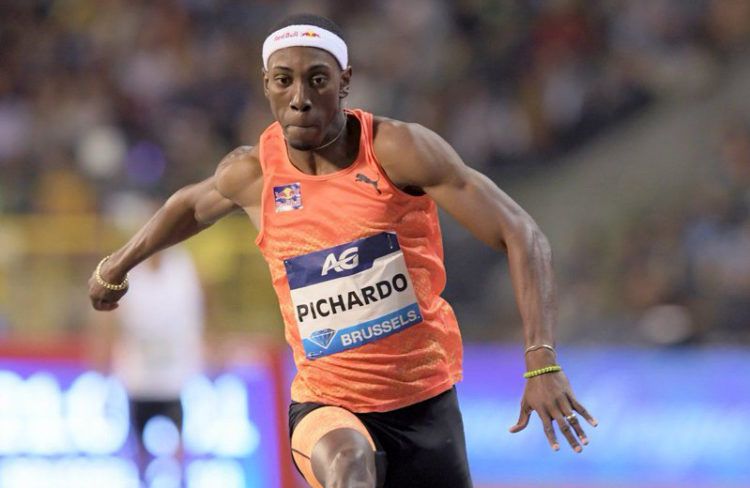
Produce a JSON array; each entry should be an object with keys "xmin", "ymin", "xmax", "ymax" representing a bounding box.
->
[
  {"xmin": 88, "ymin": 259, "xmax": 128, "ymax": 311},
  {"xmin": 509, "ymin": 356, "xmax": 597, "ymax": 452}
]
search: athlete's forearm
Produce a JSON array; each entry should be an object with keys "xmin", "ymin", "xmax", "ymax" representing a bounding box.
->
[
  {"xmin": 505, "ymin": 223, "xmax": 558, "ymax": 366},
  {"xmin": 102, "ymin": 187, "xmax": 213, "ymax": 281}
]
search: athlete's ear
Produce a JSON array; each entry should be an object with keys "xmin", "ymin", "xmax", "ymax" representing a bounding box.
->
[
  {"xmin": 339, "ymin": 67, "xmax": 352, "ymax": 99},
  {"xmin": 262, "ymin": 68, "xmax": 270, "ymax": 98}
]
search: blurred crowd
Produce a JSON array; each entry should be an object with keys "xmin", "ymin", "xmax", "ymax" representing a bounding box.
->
[
  {"xmin": 2, "ymin": 0, "xmax": 750, "ymax": 342},
  {"xmin": 2, "ymin": 0, "xmax": 749, "ymax": 212},
  {"xmin": 532, "ymin": 114, "xmax": 750, "ymax": 348},
  {"xmin": 617, "ymin": 118, "xmax": 750, "ymax": 344}
]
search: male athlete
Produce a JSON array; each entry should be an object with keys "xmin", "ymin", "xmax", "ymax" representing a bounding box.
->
[{"xmin": 89, "ymin": 14, "xmax": 596, "ymax": 488}]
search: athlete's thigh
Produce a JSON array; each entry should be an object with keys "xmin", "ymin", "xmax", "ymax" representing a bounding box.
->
[
  {"xmin": 291, "ymin": 405, "xmax": 378, "ymax": 488},
  {"xmin": 367, "ymin": 388, "xmax": 473, "ymax": 488}
]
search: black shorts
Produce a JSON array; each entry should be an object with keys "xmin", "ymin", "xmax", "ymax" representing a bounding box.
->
[
  {"xmin": 129, "ymin": 398, "xmax": 183, "ymax": 440},
  {"xmin": 289, "ymin": 387, "xmax": 473, "ymax": 488}
]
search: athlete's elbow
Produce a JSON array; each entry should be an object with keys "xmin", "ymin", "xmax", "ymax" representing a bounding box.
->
[
  {"xmin": 164, "ymin": 186, "xmax": 190, "ymax": 211},
  {"xmin": 502, "ymin": 219, "xmax": 552, "ymax": 262},
  {"xmin": 164, "ymin": 185, "xmax": 202, "ymax": 223}
]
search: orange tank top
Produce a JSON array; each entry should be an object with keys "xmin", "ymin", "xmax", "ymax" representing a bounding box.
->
[{"xmin": 256, "ymin": 109, "xmax": 463, "ymax": 412}]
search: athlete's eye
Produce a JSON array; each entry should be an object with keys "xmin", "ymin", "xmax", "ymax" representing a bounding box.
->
[
  {"xmin": 311, "ymin": 75, "xmax": 328, "ymax": 88},
  {"xmin": 274, "ymin": 75, "xmax": 291, "ymax": 87}
]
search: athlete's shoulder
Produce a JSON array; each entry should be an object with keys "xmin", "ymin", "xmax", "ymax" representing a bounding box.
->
[
  {"xmin": 372, "ymin": 116, "xmax": 447, "ymax": 160},
  {"xmin": 371, "ymin": 116, "xmax": 451, "ymax": 189},
  {"xmin": 214, "ymin": 145, "xmax": 263, "ymax": 205},
  {"xmin": 372, "ymin": 116, "xmax": 420, "ymax": 157}
]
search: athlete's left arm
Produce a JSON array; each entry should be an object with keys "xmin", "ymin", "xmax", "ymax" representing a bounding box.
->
[{"xmin": 374, "ymin": 120, "xmax": 597, "ymax": 453}]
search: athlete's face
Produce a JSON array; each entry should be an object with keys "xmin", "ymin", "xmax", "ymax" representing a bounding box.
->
[{"xmin": 264, "ymin": 47, "xmax": 351, "ymax": 151}]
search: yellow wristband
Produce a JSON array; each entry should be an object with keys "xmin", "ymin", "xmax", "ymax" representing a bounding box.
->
[
  {"xmin": 523, "ymin": 365, "xmax": 562, "ymax": 379},
  {"xmin": 95, "ymin": 255, "xmax": 129, "ymax": 291}
]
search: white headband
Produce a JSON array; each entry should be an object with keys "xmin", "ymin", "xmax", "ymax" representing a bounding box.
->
[{"xmin": 262, "ymin": 24, "xmax": 348, "ymax": 70}]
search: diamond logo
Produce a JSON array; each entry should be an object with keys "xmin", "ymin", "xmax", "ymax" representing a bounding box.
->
[{"xmin": 309, "ymin": 329, "xmax": 336, "ymax": 349}]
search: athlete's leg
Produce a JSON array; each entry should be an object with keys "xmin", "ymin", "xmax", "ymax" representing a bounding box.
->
[
  {"xmin": 311, "ymin": 427, "xmax": 375, "ymax": 488},
  {"xmin": 360, "ymin": 387, "xmax": 472, "ymax": 488},
  {"xmin": 291, "ymin": 406, "xmax": 378, "ymax": 488}
]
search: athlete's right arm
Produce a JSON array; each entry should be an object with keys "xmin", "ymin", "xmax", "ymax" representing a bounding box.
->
[{"xmin": 89, "ymin": 145, "xmax": 261, "ymax": 311}]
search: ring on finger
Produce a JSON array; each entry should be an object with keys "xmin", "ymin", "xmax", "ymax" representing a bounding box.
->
[{"xmin": 565, "ymin": 413, "xmax": 577, "ymax": 422}]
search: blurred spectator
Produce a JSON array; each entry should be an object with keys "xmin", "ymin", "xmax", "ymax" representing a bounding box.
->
[{"xmin": 89, "ymin": 239, "xmax": 205, "ymax": 480}]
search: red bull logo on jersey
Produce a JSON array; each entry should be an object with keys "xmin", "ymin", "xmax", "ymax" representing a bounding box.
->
[
  {"xmin": 301, "ymin": 31, "xmax": 321, "ymax": 38},
  {"xmin": 274, "ymin": 183, "xmax": 302, "ymax": 212}
]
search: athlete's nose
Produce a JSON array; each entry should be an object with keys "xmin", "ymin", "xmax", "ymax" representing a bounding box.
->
[{"xmin": 290, "ymin": 81, "xmax": 312, "ymax": 112}]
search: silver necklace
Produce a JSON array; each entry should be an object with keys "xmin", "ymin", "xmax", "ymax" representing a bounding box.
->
[{"xmin": 313, "ymin": 116, "xmax": 347, "ymax": 151}]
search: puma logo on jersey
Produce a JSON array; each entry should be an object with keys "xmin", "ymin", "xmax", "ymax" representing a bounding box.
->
[
  {"xmin": 321, "ymin": 247, "xmax": 359, "ymax": 275},
  {"xmin": 355, "ymin": 173, "xmax": 382, "ymax": 194}
]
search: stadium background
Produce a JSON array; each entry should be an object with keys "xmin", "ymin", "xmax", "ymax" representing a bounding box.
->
[{"xmin": 1, "ymin": 0, "xmax": 749, "ymax": 487}]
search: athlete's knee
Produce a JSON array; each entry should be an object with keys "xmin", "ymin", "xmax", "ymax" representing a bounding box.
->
[
  {"xmin": 326, "ymin": 445, "xmax": 375, "ymax": 487},
  {"xmin": 311, "ymin": 428, "xmax": 376, "ymax": 488}
]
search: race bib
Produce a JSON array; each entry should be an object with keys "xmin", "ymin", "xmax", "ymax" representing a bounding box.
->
[{"xmin": 284, "ymin": 232, "xmax": 423, "ymax": 360}]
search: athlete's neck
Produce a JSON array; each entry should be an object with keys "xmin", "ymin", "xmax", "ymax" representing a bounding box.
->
[{"xmin": 286, "ymin": 112, "xmax": 359, "ymax": 176}]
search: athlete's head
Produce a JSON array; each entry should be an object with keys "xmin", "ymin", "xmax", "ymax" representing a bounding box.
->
[{"xmin": 262, "ymin": 14, "xmax": 352, "ymax": 151}]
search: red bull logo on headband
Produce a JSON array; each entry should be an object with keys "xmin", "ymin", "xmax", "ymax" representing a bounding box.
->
[
  {"xmin": 263, "ymin": 24, "xmax": 349, "ymax": 70},
  {"xmin": 273, "ymin": 30, "xmax": 320, "ymax": 41},
  {"xmin": 273, "ymin": 31, "xmax": 298, "ymax": 41},
  {"xmin": 274, "ymin": 182, "xmax": 303, "ymax": 212}
]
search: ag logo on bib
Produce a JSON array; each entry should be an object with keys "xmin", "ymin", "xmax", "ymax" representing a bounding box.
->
[
  {"xmin": 284, "ymin": 232, "xmax": 423, "ymax": 360},
  {"xmin": 322, "ymin": 247, "xmax": 359, "ymax": 275}
]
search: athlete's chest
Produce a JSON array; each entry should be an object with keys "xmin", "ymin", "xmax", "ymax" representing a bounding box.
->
[{"xmin": 265, "ymin": 171, "xmax": 397, "ymax": 225}]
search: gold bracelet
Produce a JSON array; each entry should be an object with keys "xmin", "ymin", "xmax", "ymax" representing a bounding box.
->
[
  {"xmin": 523, "ymin": 365, "xmax": 562, "ymax": 379},
  {"xmin": 95, "ymin": 255, "xmax": 129, "ymax": 291},
  {"xmin": 524, "ymin": 344, "xmax": 556, "ymax": 355}
]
